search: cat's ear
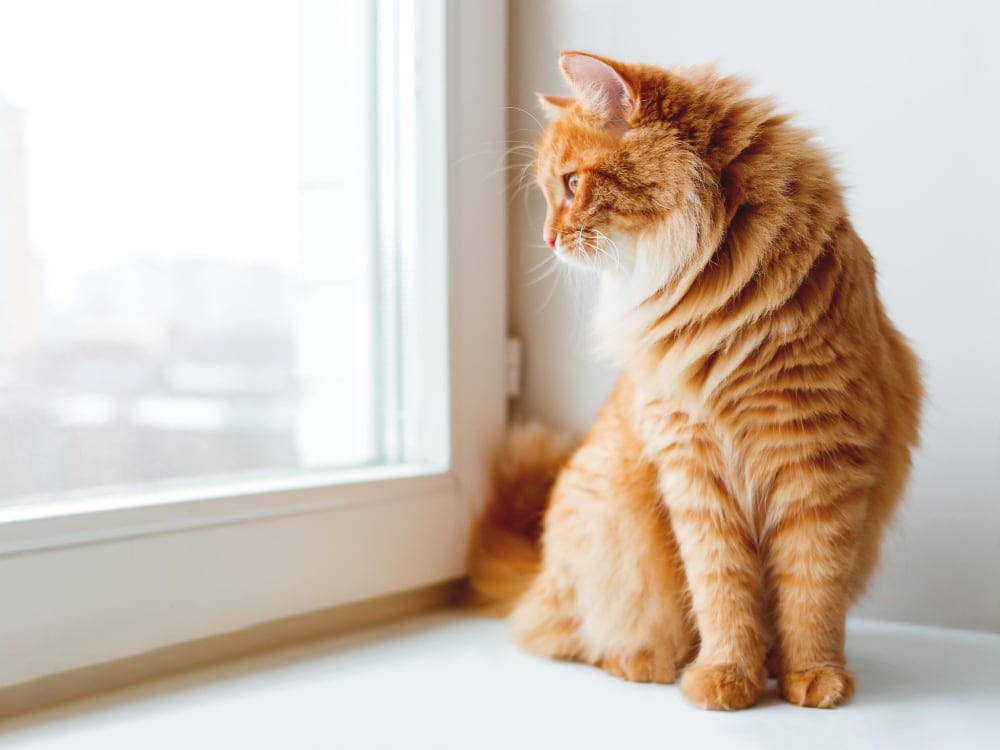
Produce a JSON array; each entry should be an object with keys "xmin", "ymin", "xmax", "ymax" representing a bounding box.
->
[
  {"xmin": 558, "ymin": 51, "xmax": 637, "ymax": 130},
  {"xmin": 536, "ymin": 92, "xmax": 574, "ymax": 120}
]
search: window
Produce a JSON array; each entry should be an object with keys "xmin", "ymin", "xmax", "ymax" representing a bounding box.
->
[
  {"xmin": 0, "ymin": 0, "xmax": 506, "ymax": 690},
  {"xmin": 0, "ymin": 0, "xmax": 447, "ymax": 505}
]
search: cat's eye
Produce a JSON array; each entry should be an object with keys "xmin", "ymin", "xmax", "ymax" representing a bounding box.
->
[{"xmin": 564, "ymin": 172, "xmax": 580, "ymax": 198}]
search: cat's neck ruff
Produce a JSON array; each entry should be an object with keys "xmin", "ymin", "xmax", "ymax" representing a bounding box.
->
[{"xmin": 591, "ymin": 205, "xmax": 715, "ymax": 367}]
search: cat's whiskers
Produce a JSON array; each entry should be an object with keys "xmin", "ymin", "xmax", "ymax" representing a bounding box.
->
[
  {"xmin": 537, "ymin": 257, "xmax": 576, "ymax": 312},
  {"xmin": 526, "ymin": 251, "xmax": 556, "ymax": 275},
  {"xmin": 574, "ymin": 229, "xmax": 592, "ymax": 268},
  {"xmin": 590, "ymin": 229, "xmax": 626, "ymax": 273},
  {"xmin": 506, "ymin": 105, "xmax": 545, "ymax": 134},
  {"xmin": 509, "ymin": 161, "xmax": 539, "ymax": 205},
  {"xmin": 527, "ymin": 253, "xmax": 562, "ymax": 286},
  {"xmin": 577, "ymin": 229, "xmax": 625, "ymax": 274},
  {"xmin": 483, "ymin": 154, "xmax": 535, "ymax": 182},
  {"xmin": 454, "ymin": 139, "xmax": 536, "ymax": 164},
  {"xmin": 456, "ymin": 138, "xmax": 540, "ymax": 204},
  {"xmin": 582, "ymin": 240, "xmax": 615, "ymax": 272}
]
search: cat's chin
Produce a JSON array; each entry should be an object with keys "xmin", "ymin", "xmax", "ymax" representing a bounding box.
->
[{"xmin": 553, "ymin": 247, "xmax": 609, "ymax": 273}]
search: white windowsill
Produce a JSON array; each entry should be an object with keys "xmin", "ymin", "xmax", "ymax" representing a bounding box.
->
[{"xmin": 1, "ymin": 611, "xmax": 998, "ymax": 749}]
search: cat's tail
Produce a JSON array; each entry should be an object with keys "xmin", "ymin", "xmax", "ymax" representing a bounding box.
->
[{"xmin": 466, "ymin": 422, "xmax": 577, "ymax": 614}]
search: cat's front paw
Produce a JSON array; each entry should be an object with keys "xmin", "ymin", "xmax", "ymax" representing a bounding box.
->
[
  {"xmin": 681, "ymin": 663, "xmax": 763, "ymax": 710},
  {"xmin": 779, "ymin": 665, "xmax": 855, "ymax": 708},
  {"xmin": 596, "ymin": 648, "xmax": 677, "ymax": 684}
]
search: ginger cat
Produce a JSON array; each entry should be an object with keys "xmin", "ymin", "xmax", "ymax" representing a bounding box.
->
[{"xmin": 469, "ymin": 52, "xmax": 923, "ymax": 710}]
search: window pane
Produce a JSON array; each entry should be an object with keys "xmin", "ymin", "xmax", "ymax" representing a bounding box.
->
[{"xmin": 0, "ymin": 0, "xmax": 396, "ymax": 506}]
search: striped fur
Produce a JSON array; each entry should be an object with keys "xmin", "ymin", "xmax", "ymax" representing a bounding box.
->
[{"xmin": 471, "ymin": 53, "xmax": 922, "ymax": 710}]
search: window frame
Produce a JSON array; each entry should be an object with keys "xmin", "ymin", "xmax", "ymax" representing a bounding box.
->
[{"xmin": 0, "ymin": 0, "xmax": 506, "ymax": 689}]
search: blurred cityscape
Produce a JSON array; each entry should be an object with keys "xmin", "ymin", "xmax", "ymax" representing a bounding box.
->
[{"xmin": 0, "ymin": 94, "xmax": 303, "ymax": 504}]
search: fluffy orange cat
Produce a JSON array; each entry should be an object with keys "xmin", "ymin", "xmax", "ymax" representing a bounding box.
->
[{"xmin": 468, "ymin": 52, "xmax": 923, "ymax": 710}]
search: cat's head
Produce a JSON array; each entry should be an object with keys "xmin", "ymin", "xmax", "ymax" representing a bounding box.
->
[{"xmin": 535, "ymin": 52, "xmax": 733, "ymax": 310}]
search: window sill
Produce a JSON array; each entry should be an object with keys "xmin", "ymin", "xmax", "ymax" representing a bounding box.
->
[
  {"xmin": 0, "ymin": 581, "xmax": 460, "ymax": 720},
  {"xmin": 0, "ymin": 468, "xmax": 469, "ymax": 690},
  {"xmin": 1, "ymin": 612, "xmax": 998, "ymax": 748}
]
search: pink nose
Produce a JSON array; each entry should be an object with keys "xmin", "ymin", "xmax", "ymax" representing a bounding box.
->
[{"xmin": 545, "ymin": 234, "xmax": 556, "ymax": 249}]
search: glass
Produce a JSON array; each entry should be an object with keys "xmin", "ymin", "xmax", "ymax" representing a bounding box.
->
[{"xmin": 0, "ymin": 0, "xmax": 391, "ymax": 506}]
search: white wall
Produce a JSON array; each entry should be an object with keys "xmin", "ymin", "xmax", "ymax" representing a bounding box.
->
[{"xmin": 508, "ymin": 0, "xmax": 1000, "ymax": 631}]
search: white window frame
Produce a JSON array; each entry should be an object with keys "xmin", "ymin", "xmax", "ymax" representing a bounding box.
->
[{"xmin": 0, "ymin": 0, "xmax": 506, "ymax": 690}]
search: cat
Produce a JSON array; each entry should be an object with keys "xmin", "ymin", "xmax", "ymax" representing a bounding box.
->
[{"xmin": 468, "ymin": 51, "xmax": 923, "ymax": 710}]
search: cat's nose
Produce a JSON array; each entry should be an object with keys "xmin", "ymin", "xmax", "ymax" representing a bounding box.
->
[{"xmin": 545, "ymin": 233, "xmax": 557, "ymax": 249}]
